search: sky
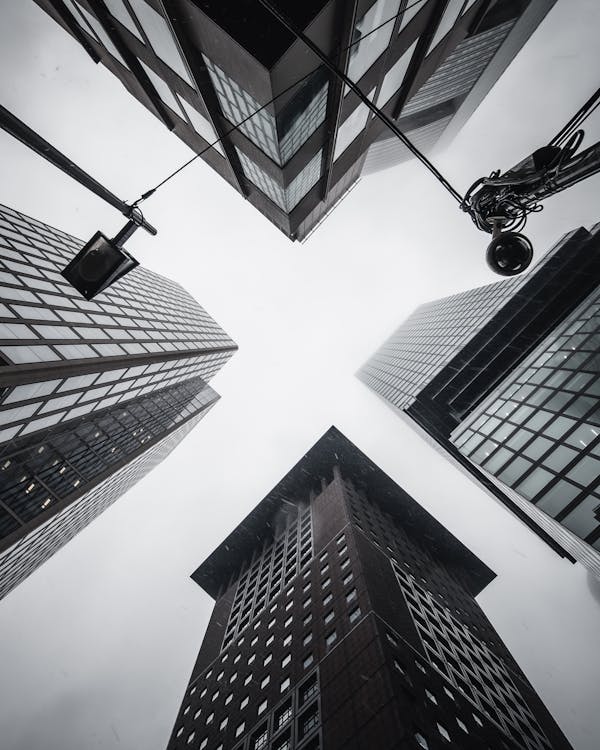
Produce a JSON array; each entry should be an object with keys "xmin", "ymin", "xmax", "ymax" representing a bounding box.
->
[{"xmin": 0, "ymin": 1, "xmax": 600, "ymax": 748}]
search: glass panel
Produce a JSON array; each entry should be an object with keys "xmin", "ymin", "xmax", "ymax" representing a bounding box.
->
[
  {"xmin": 285, "ymin": 150, "xmax": 322, "ymax": 210},
  {"xmin": 203, "ymin": 55, "xmax": 280, "ymax": 163},
  {"xmin": 561, "ymin": 496, "xmax": 600, "ymax": 539},
  {"xmin": 334, "ymin": 88, "xmax": 376, "ymax": 159},
  {"xmin": 139, "ymin": 60, "xmax": 185, "ymax": 118},
  {"xmin": 71, "ymin": 1, "xmax": 130, "ymax": 68},
  {"xmin": 427, "ymin": 0, "xmax": 466, "ymax": 54},
  {"xmin": 235, "ymin": 149, "xmax": 286, "ymax": 211},
  {"xmin": 347, "ymin": 0, "xmax": 402, "ymax": 83},
  {"xmin": 377, "ymin": 40, "xmax": 417, "ymax": 106},
  {"xmin": 128, "ymin": 0, "xmax": 193, "ymax": 84},
  {"xmin": 102, "ymin": 0, "xmax": 143, "ymax": 40},
  {"xmin": 398, "ymin": 0, "xmax": 426, "ymax": 33},
  {"xmin": 176, "ymin": 95, "xmax": 223, "ymax": 155},
  {"xmin": 535, "ymin": 480, "xmax": 581, "ymax": 517},
  {"xmin": 515, "ymin": 467, "xmax": 555, "ymax": 501}
]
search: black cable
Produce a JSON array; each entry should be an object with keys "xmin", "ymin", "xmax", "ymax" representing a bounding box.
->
[
  {"xmin": 549, "ymin": 84, "xmax": 600, "ymax": 148},
  {"xmin": 131, "ymin": 0, "xmax": 428, "ymax": 205}
]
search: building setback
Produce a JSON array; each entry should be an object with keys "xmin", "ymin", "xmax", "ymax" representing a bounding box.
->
[
  {"xmin": 359, "ymin": 224, "xmax": 600, "ymax": 577},
  {"xmin": 33, "ymin": 0, "xmax": 556, "ymax": 240},
  {"xmin": 166, "ymin": 427, "xmax": 572, "ymax": 750},
  {"xmin": 0, "ymin": 202, "xmax": 237, "ymax": 599}
]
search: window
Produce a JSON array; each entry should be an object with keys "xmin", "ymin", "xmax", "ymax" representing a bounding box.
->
[
  {"xmin": 322, "ymin": 576, "xmax": 331, "ymax": 588},
  {"xmin": 216, "ymin": 670, "xmax": 224, "ymax": 681},
  {"xmin": 276, "ymin": 700, "xmax": 293, "ymax": 728},
  {"xmin": 268, "ymin": 618, "xmax": 276, "ymax": 629},
  {"xmin": 258, "ymin": 699, "xmax": 268, "ymax": 715},
  {"xmin": 253, "ymin": 727, "xmax": 269, "ymax": 749},
  {"xmin": 414, "ymin": 732, "xmax": 429, "ymax": 749},
  {"xmin": 346, "ymin": 588, "xmax": 357, "ymax": 603},
  {"xmin": 240, "ymin": 696, "xmax": 249, "ymax": 709},
  {"xmin": 199, "ymin": 739, "xmax": 208, "ymax": 750},
  {"xmin": 338, "ymin": 544, "xmax": 347, "ymax": 555},
  {"xmin": 303, "ymin": 653, "xmax": 314, "ymax": 669},
  {"xmin": 284, "ymin": 615, "xmax": 293, "ymax": 628},
  {"xmin": 456, "ymin": 717, "xmax": 468, "ymax": 733},
  {"xmin": 234, "ymin": 653, "xmax": 241, "ymax": 664},
  {"xmin": 303, "ymin": 597, "xmax": 311, "ymax": 609},
  {"xmin": 236, "ymin": 721, "xmax": 245, "ymax": 738},
  {"xmin": 325, "ymin": 630, "xmax": 337, "ymax": 649},
  {"xmin": 324, "ymin": 610, "xmax": 335, "ymax": 625},
  {"xmin": 194, "ymin": 709, "xmax": 201, "ymax": 720},
  {"xmin": 443, "ymin": 686, "xmax": 455, "ymax": 701},
  {"xmin": 300, "ymin": 675, "xmax": 318, "ymax": 705},
  {"xmin": 281, "ymin": 676, "xmax": 291, "ymax": 693},
  {"xmin": 186, "ymin": 732, "xmax": 195, "ymax": 745},
  {"xmin": 266, "ymin": 634, "xmax": 275, "ymax": 646},
  {"xmin": 244, "ymin": 673, "xmax": 252, "ymax": 686},
  {"xmin": 225, "ymin": 693, "xmax": 233, "ymax": 705},
  {"xmin": 211, "ymin": 690, "xmax": 219, "ymax": 702},
  {"xmin": 248, "ymin": 653, "xmax": 256, "ymax": 664},
  {"xmin": 340, "ymin": 558, "xmax": 350, "ymax": 569},
  {"xmin": 229, "ymin": 672, "xmax": 237, "ymax": 683},
  {"xmin": 437, "ymin": 723, "xmax": 450, "ymax": 741},
  {"xmin": 300, "ymin": 705, "xmax": 319, "ymax": 738},
  {"xmin": 303, "ymin": 612, "xmax": 313, "ymax": 626},
  {"xmin": 261, "ymin": 675, "xmax": 270, "ymax": 689},
  {"xmin": 282, "ymin": 654, "xmax": 292, "ymax": 668},
  {"xmin": 349, "ymin": 606, "xmax": 361, "ymax": 623},
  {"xmin": 323, "ymin": 592, "xmax": 333, "ymax": 606},
  {"xmin": 303, "ymin": 632, "xmax": 313, "ymax": 646},
  {"xmin": 283, "ymin": 634, "xmax": 292, "ymax": 647},
  {"xmin": 425, "ymin": 689, "xmax": 437, "ymax": 704},
  {"xmin": 219, "ymin": 717, "xmax": 228, "ymax": 730},
  {"xmin": 264, "ymin": 653, "xmax": 273, "ymax": 666},
  {"xmin": 473, "ymin": 713, "xmax": 483, "ymax": 726},
  {"xmin": 251, "ymin": 635, "xmax": 258, "ymax": 647},
  {"xmin": 343, "ymin": 572, "xmax": 353, "ymax": 585}
]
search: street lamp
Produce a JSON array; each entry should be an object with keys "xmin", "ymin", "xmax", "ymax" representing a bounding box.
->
[{"xmin": 60, "ymin": 209, "xmax": 149, "ymax": 300}]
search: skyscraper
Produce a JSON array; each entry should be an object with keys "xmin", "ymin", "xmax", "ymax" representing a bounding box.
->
[
  {"xmin": 166, "ymin": 427, "xmax": 572, "ymax": 750},
  {"xmin": 0, "ymin": 201, "xmax": 237, "ymax": 599},
  {"xmin": 359, "ymin": 224, "xmax": 600, "ymax": 576},
  {"xmin": 33, "ymin": 0, "xmax": 556, "ymax": 240}
]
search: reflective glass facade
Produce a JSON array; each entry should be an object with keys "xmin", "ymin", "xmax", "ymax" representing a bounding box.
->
[
  {"xmin": 452, "ymin": 286, "xmax": 600, "ymax": 552},
  {"xmin": 34, "ymin": 0, "xmax": 557, "ymax": 240},
  {"xmin": 359, "ymin": 225, "xmax": 600, "ymax": 575},
  {"xmin": 0, "ymin": 203, "xmax": 237, "ymax": 599},
  {"xmin": 166, "ymin": 428, "xmax": 572, "ymax": 750}
]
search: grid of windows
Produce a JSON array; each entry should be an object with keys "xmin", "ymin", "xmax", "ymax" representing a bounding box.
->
[
  {"xmin": 203, "ymin": 55, "xmax": 328, "ymax": 168},
  {"xmin": 452, "ymin": 286, "xmax": 600, "ymax": 550},
  {"xmin": 403, "ymin": 20, "xmax": 515, "ymax": 117},
  {"xmin": 223, "ymin": 506, "xmax": 313, "ymax": 643},
  {"xmin": 0, "ymin": 412, "xmax": 203, "ymax": 600},
  {"xmin": 0, "ymin": 203, "xmax": 235, "ymax": 599},
  {"xmin": 358, "ymin": 272, "xmax": 527, "ymax": 408},
  {"xmin": 0, "ymin": 377, "xmax": 216, "ymax": 534},
  {"xmin": 236, "ymin": 149, "xmax": 323, "ymax": 213},
  {"xmin": 392, "ymin": 561, "xmax": 552, "ymax": 750},
  {"xmin": 0, "ymin": 204, "xmax": 235, "ymax": 443}
]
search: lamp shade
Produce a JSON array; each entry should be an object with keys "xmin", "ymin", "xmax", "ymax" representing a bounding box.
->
[{"xmin": 61, "ymin": 231, "xmax": 139, "ymax": 300}]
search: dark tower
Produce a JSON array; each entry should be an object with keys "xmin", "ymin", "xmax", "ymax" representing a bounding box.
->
[
  {"xmin": 166, "ymin": 428, "xmax": 572, "ymax": 750},
  {"xmin": 32, "ymin": 0, "xmax": 556, "ymax": 239}
]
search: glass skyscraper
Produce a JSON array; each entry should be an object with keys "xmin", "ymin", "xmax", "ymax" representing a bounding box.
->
[
  {"xmin": 359, "ymin": 224, "xmax": 600, "ymax": 577},
  {"xmin": 33, "ymin": 0, "xmax": 557, "ymax": 240},
  {"xmin": 0, "ymin": 202, "xmax": 237, "ymax": 599},
  {"xmin": 166, "ymin": 427, "xmax": 572, "ymax": 750}
]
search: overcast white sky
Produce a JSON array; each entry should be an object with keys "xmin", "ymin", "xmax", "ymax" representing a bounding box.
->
[{"xmin": 1, "ymin": 1, "xmax": 600, "ymax": 748}]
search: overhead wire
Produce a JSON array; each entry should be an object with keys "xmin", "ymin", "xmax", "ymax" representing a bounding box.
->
[{"xmin": 130, "ymin": 0, "xmax": 431, "ymax": 206}]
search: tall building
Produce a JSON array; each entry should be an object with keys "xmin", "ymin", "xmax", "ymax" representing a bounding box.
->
[
  {"xmin": 0, "ymin": 202, "xmax": 237, "ymax": 599},
  {"xmin": 33, "ymin": 0, "xmax": 556, "ymax": 240},
  {"xmin": 166, "ymin": 427, "xmax": 572, "ymax": 750},
  {"xmin": 359, "ymin": 224, "xmax": 600, "ymax": 576}
]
